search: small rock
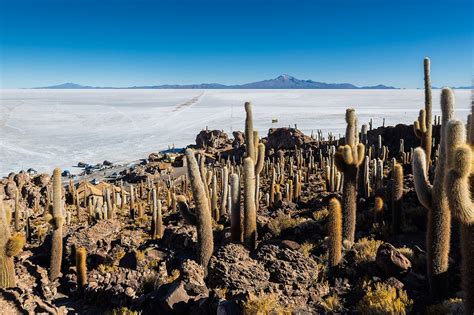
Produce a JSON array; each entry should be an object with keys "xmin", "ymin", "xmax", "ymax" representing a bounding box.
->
[
  {"xmin": 376, "ymin": 243, "xmax": 411, "ymax": 277},
  {"xmin": 125, "ymin": 287, "xmax": 135, "ymax": 297},
  {"xmin": 280, "ymin": 240, "xmax": 301, "ymax": 251},
  {"xmin": 385, "ymin": 277, "xmax": 404, "ymax": 289}
]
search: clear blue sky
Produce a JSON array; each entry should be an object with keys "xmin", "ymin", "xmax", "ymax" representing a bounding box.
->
[{"xmin": 0, "ymin": 0, "xmax": 472, "ymax": 88}]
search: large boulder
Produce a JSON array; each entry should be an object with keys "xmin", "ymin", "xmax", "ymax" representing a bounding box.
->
[
  {"xmin": 232, "ymin": 131, "xmax": 245, "ymax": 147},
  {"xmin": 14, "ymin": 172, "xmax": 30, "ymax": 188},
  {"xmin": 33, "ymin": 173, "xmax": 51, "ymax": 188},
  {"xmin": 375, "ymin": 243, "xmax": 412, "ymax": 277},
  {"xmin": 208, "ymin": 243, "xmax": 270, "ymax": 294},
  {"xmin": 266, "ymin": 128, "xmax": 313, "ymax": 151},
  {"xmin": 256, "ymin": 243, "xmax": 319, "ymax": 290},
  {"xmin": 195, "ymin": 129, "xmax": 231, "ymax": 150}
]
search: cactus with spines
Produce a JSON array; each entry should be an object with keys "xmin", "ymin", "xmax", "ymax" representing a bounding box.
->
[
  {"xmin": 0, "ymin": 197, "xmax": 25, "ymax": 288},
  {"xmin": 328, "ymin": 198, "xmax": 342, "ymax": 267},
  {"xmin": 335, "ymin": 109, "xmax": 365, "ymax": 245},
  {"xmin": 211, "ymin": 174, "xmax": 218, "ymax": 220},
  {"xmin": 412, "ymin": 87, "xmax": 454, "ymax": 300},
  {"xmin": 391, "ymin": 163, "xmax": 404, "ymax": 234},
  {"xmin": 14, "ymin": 187, "xmax": 20, "ymax": 231},
  {"xmin": 413, "ymin": 57, "xmax": 433, "ymax": 165},
  {"xmin": 373, "ymin": 196, "xmax": 384, "ymax": 224},
  {"xmin": 49, "ymin": 168, "xmax": 64, "ymax": 281},
  {"xmin": 243, "ymin": 157, "xmax": 257, "ymax": 250},
  {"xmin": 220, "ymin": 167, "xmax": 229, "ymax": 215},
  {"xmin": 185, "ymin": 149, "xmax": 214, "ymax": 271},
  {"xmin": 254, "ymin": 143, "xmax": 265, "ymax": 210},
  {"xmin": 76, "ymin": 247, "xmax": 87, "ymax": 287},
  {"xmin": 106, "ymin": 188, "xmax": 113, "ymax": 219},
  {"xmin": 245, "ymin": 102, "xmax": 256, "ymax": 161},
  {"xmin": 230, "ymin": 173, "xmax": 242, "ymax": 242},
  {"xmin": 151, "ymin": 188, "xmax": 163, "ymax": 239},
  {"xmin": 445, "ymin": 118, "xmax": 473, "ymax": 314}
]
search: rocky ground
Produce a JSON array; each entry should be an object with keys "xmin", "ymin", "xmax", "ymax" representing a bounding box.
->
[{"xmin": 0, "ymin": 123, "xmax": 465, "ymax": 315}]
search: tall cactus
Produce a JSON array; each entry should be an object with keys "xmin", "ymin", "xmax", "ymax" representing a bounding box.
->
[
  {"xmin": 185, "ymin": 149, "xmax": 213, "ymax": 271},
  {"xmin": 413, "ymin": 57, "xmax": 433, "ymax": 165},
  {"xmin": 328, "ymin": 198, "xmax": 342, "ymax": 267},
  {"xmin": 445, "ymin": 118, "xmax": 473, "ymax": 314},
  {"xmin": 49, "ymin": 168, "xmax": 64, "ymax": 281},
  {"xmin": 220, "ymin": 167, "xmax": 229, "ymax": 216},
  {"xmin": 230, "ymin": 173, "xmax": 242, "ymax": 242},
  {"xmin": 151, "ymin": 188, "xmax": 163, "ymax": 239},
  {"xmin": 391, "ymin": 163, "xmax": 404, "ymax": 234},
  {"xmin": 243, "ymin": 157, "xmax": 257, "ymax": 250},
  {"xmin": 335, "ymin": 109, "xmax": 365, "ymax": 245},
  {"xmin": 0, "ymin": 197, "xmax": 25, "ymax": 288},
  {"xmin": 412, "ymin": 88, "xmax": 454, "ymax": 300},
  {"xmin": 211, "ymin": 174, "xmax": 218, "ymax": 220},
  {"xmin": 245, "ymin": 102, "xmax": 255, "ymax": 161},
  {"xmin": 76, "ymin": 247, "xmax": 87, "ymax": 287},
  {"xmin": 14, "ymin": 187, "xmax": 20, "ymax": 232}
]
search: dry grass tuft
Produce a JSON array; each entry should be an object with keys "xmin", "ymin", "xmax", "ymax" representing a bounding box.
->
[{"xmin": 320, "ymin": 293, "xmax": 344, "ymax": 313}]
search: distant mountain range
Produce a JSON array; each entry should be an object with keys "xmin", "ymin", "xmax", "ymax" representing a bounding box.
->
[{"xmin": 35, "ymin": 74, "xmax": 399, "ymax": 89}]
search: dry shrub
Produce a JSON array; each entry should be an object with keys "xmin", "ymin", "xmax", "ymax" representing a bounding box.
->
[
  {"xmin": 268, "ymin": 212, "xmax": 303, "ymax": 236},
  {"xmin": 353, "ymin": 237, "xmax": 383, "ymax": 263},
  {"xmin": 357, "ymin": 281, "xmax": 413, "ymax": 314},
  {"xmin": 320, "ymin": 293, "xmax": 344, "ymax": 313},
  {"xmin": 243, "ymin": 293, "xmax": 292, "ymax": 314}
]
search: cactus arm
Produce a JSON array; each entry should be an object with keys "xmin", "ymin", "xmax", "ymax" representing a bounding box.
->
[
  {"xmin": 255, "ymin": 143, "xmax": 265, "ymax": 175},
  {"xmin": 446, "ymin": 145, "xmax": 473, "ymax": 224},
  {"xmin": 412, "ymin": 148, "xmax": 433, "ymax": 210},
  {"xmin": 244, "ymin": 102, "xmax": 255, "ymax": 160},
  {"xmin": 177, "ymin": 195, "xmax": 197, "ymax": 226},
  {"xmin": 356, "ymin": 143, "xmax": 365, "ymax": 166}
]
